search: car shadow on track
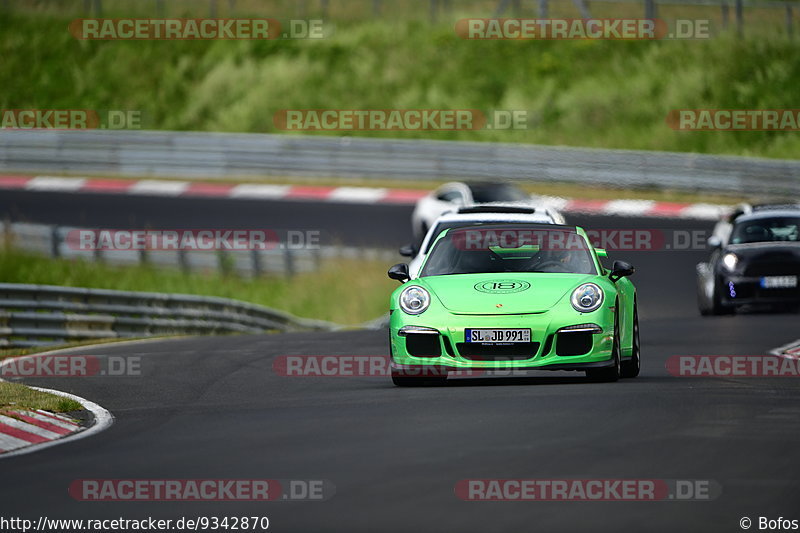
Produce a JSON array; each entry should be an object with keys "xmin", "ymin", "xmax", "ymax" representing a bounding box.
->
[
  {"xmin": 360, "ymin": 375, "xmax": 662, "ymax": 388},
  {"xmin": 446, "ymin": 376, "xmax": 594, "ymax": 387}
]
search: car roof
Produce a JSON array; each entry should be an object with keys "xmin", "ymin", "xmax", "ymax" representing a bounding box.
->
[
  {"xmin": 434, "ymin": 212, "xmax": 555, "ymax": 224},
  {"xmin": 735, "ymin": 209, "xmax": 800, "ymax": 223},
  {"xmin": 464, "ymin": 181, "xmax": 521, "ymax": 191},
  {"xmin": 729, "ymin": 202, "xmax": 800, "ymax": 221},
  {"xmin": 456, "ymin": 204, "xmax": 536, "ymax": 215},
  {"xmin": 436, "ymin": 221, "xmax": 581, "ymax": 233}
]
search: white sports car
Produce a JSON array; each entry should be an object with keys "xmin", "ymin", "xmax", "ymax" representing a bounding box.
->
[
  {"xmin": 401, "ymin": 205, "xmax": 566, "ymax": 279},
  {"xmin": 411, "ymin": 182, "xmax": 544, "ymax": 242}
]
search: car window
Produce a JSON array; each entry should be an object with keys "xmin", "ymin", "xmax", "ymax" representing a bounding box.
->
[
  {"xmin": 730, "ymin": 217, "xmax": 800, "ymax": 244},
  {"xmin": 468, "ymin": 184, "xmax": 528, "ymax": 203},
  {"xmin": 436, "ymin": 190, "xmax": 463, "ymax": 202},
  {"xmin": 421, "ymin": 226, "xmax": 597, "ymax": 277}
]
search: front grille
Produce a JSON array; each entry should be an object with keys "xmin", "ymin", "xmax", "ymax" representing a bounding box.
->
[
  {"xmin": 405, "ymin": 334, "xmax": 441, "ymax": 357},
  {"xmin": 743, "ymin": 258, "xmax": 800, "ymax": 277},
  {"xmin": 755, "ymin": 287, "xmax": 800, "ymax": 299},
  {"xmin": 556, "ymin": 331, "xmax": 594, "ymax": 356},
  {"xmin": 456, "ymin": 342, "xmax": 540, "ymax": 360},
  {"xmin": 727, "ymin": 281, "xmax": 800, "ymax": 301}
]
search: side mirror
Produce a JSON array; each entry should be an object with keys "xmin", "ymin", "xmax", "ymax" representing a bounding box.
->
[
  {"xmin": 707, "ymin": 236, "xmax": 721, "ymax": 249},
  {"xmin": 609, "ymin": 260, "xmax": 634, "ymax": 282},
  {"xmin": 388, "ymin": 263, "xmax": 410, "ymax": 283},
  {"xmin": 595, "ymin": 248, "xmax": 608, "ymax": 258},
  {"xmin": 398, "ymin": 244, "xmax": 416, "ymax": 257}
]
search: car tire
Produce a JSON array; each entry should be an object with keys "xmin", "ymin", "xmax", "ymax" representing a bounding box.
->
[
  {"xmin": 586, "ymin": 310, "xmax": 621, "ymax": 383},
  {"xmin": 620, "ymin": 304, "xmax": 640, "ymax": 379},
  {"xmin": 709, "ymin": 277, "xmax": 735, "ymax": 315},
  {"xmin": 697, "ymin": 276, "xmax": 711, "ymax": 316},
  {"xmin": 699, "ymin": 273, "xmax": 735, "ymax": 316}
]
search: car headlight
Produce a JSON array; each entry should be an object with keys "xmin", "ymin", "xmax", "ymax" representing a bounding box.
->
[
  {"xmin": 571, "ymin": 283, "xmax": 604, "ymax": 313},
  {"xmin": 722, "ymin": 252, "xmax": 738, "ymax": 271},
  {"xmin": 399, "ymin": 286, "xmax": 431, "ymax": 315}
]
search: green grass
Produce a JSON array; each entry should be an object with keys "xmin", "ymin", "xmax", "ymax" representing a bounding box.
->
[
  {"xmin": 1, "ymin": 12, "xmax": 799, "ymax": 159},
  {"xmin": 0, "ymin": 382, "xmax": 82, "ymax": 413},
  {"xmin": 0, "ymin": 249, "xmax": 396, "ymax": 324}
]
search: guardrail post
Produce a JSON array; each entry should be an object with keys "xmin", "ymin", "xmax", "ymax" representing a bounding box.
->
[
  {"xmin": 787, "ymin": 5, "xmax": 794, "ymax": 37},
  {"xmin": 178, "ymin": 248, "xmax": 189, "ymax": 273},
  {"xmin": 321, "ymin": 0, "xmax": 329, "ymax": 18},
  {"xmin": 538, "ymin": 0, "xmax": 548, "ymax": 17},
  {"xmin": 735, "ymin": 0, "xmax": 743, "ymax": 36},
  {"xmin": 251, "ymin": 249, "xmax": 262, "ymax": 277},
  {"xmin": 430, "ymin": 0, "xmax": 439, "ymax": 22},
  {"xmin": 644, "ymin": 0, "xmax": 656, "ymax": 20},
  {"xmin": 372, "ymin": 0, "xmax": 381, "ymax": 17},
  {"xmin": 284, "ymin": 246, "xmax": 295, "ymax": 277},
  {"xmin": 50, "ymin": 226, "xmax": 61, "ymax": 258},
  {"xmin": 155, "ymin": 0, "xmax": 165, "ymax": 17},
  {"xmin": 573, "ymin": 0, "xmax": 591, "ymax": 19},
  {"xmin": 493, "ymin": 0, "xmax": 508, "ymax": 16},
  {"xmin": 93, "ymin": 0, "xmax": 102, "ymax": 16},
  {"xmin": 313, "ymin": 246, "xmax": 322, "ymax": 272},
  {"xmin": 721, "ymin": 2, "xmax": 729, "ymax": 30},
  {"xmin": 209, "ymin": 0, "xmax": 217, "ymax": 18},
  {"xmin": 218, "ymin": 249, "xmax": 234, "ymax": 276}
]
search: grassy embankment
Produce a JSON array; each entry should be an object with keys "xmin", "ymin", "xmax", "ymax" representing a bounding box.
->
[
  {"xmin": 0, "ymin": 248, "xmax": 396, "ymax": 326},
  {"xmin": 1, "ymin": 12, "xmax": 799, "ymax": 159},
  {"xmin": 0, "ymin": 383, "xmax": 82, "ymax": 413}
]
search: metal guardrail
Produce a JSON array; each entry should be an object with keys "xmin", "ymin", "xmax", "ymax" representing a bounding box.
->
[
  {"xmin": 2, "ymin": 129, "xmax": 799, "ymax": 197},
  {"xmin": 2, "ymin": 221, "xmax": 398, "ymax": 278},
  {"xmin": 0, "ymin": 282, "xmax": 338, "ymax": 348}
]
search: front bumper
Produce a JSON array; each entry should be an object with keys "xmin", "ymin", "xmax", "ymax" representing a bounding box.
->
[
  {"xmin": 719, "ymin": 274, "xmax": 800, "ymax": 306},
  {"xmin": 389, "ymin": 308, "xmax": 615, "ymax": 371}
]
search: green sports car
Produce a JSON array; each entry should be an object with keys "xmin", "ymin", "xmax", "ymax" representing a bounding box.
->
[{"xmin": 387, "ymin": 223, "xmax": 640, "ymax": 386}]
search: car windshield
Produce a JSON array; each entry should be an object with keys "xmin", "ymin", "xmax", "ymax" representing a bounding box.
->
[
  {"xmin": 421, "ymin": 226, "xmax": 597, "ymax": 276},
  {"xmin": 730, "ymin": 217, "xmax": 800, "ymax": 244},
  {"xmin": 423, "ymin": 220, "xmax": 540, "ymax": 254},
  {"xmin": 468, "ymin": 184, "xmax": 529, "ymax": 203}
]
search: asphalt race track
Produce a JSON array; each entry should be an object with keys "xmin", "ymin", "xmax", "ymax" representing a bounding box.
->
[
  {"xmin": 2, "ymin": 192, "xmax": 799, "ymax": 532},
  {"xmin": 0, "ymin": 189, "xmax": 414, "ymax": 247}
]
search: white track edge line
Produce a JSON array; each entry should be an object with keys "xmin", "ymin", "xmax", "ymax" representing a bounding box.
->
[
  {"xmin": 0, "ymin": 338, "xmax": 182, "ymax": 458},
  {"xmin": 770, "ymin": 338, "xmax": 800, "ymax": 359}
]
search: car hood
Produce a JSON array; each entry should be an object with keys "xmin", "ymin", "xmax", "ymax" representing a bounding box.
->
[
  {"xmin": 726, "ymin": 242, "xmax": 800, "ymax": 261},
  {"xmin": 421, "ymin": 273, "xmax": 596, "ymax": 314}
]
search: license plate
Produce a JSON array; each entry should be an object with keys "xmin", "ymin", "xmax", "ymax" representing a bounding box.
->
[
  {"xmin": 465, "ymin": 328, "xmax": 530, "ymax": 343},
  {"xmin": 760, "ymin": 276, "xmax": 798, "ymax": 289}
]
